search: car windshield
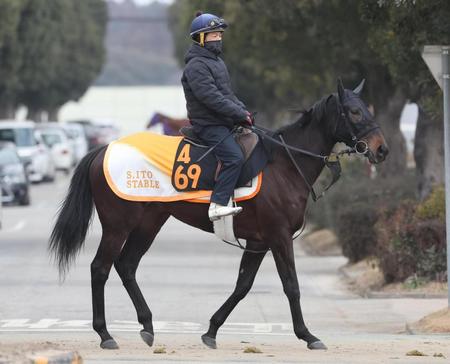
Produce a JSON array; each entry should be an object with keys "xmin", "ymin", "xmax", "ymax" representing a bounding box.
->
[
  {"xmin": 0, "ymin": 148, "xmax": 21, "ymax": 165},
  {"xmin": 0, "ymin": 128, "xmax": 35, "ymax": 147},
  {"xmin": 65, "ymin": 128, "xmax": 79, "ymax": 139},
  {"xmin": 41, "ymin": 133, "xmax": 62, "ymax": 147}
]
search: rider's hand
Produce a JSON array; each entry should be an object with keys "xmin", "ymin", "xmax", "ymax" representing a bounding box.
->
[{"xmin": 244, "ymin": 111, "xmax": 253, "ymax": 126}]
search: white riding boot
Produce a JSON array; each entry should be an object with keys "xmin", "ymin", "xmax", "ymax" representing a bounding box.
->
[{"xmin": 208, "ymin": 201, "xmax": 243, "ymax": 221}]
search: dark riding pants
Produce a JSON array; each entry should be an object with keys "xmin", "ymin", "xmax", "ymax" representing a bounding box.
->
[{"xmin": 194, "ymin": 125, "xmax": 244, "ymax": 205}]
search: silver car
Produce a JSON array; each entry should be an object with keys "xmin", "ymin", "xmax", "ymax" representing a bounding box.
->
[{"xmin": 0, "ymin": 121, "xmax": 56, "ymax": 183}]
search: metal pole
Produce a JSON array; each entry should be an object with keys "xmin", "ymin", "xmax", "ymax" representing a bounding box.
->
[{"xmin": 442, "ymin": 46, "xmax": 450, "ymax": 308}]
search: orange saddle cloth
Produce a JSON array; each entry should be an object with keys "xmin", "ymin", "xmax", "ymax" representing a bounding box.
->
[{"xmin": 103, "ymin": 131, "xmax": 262, "ymax": 203}]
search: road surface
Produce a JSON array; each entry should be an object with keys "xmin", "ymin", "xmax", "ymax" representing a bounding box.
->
[{"xmin": 0, "ymin": 173, "xmax": 449, "ymax": 363}]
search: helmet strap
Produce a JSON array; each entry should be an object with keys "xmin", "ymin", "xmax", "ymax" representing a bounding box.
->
[{"xmin": 199, "ymin": 32, "xmax": 205, "ymax": 47}]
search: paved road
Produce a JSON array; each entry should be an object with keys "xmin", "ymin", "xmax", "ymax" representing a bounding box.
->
[{"xmin": 0, "ymin": 173, "xmax": 449, "ymax": 363}]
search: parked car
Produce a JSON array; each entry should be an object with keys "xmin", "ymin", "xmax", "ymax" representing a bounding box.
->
[
  {"xmin": 0, "ymin": 142, "xmax": 30, "ymax": 205},
  {"xmin": 0, "ymin": 121, "xmax": 56, "ymax": 183},
  {"xmin": 95, "ymin": 120, "xmax": 120, "ymax": 144},
  {"xmin": 61, "ymin": 123, "xmax": 88, "ymax": 164},
  {"xmin": 68, "ymin": 120, "xmax": 120, "ymax": 150},
  {"xmin": 67, "ymin": 120, "xmax": 101, "ymax": 150},
  {"xmin": 35, "ymin": 125, "xmax": 73, "ymax": 174}
]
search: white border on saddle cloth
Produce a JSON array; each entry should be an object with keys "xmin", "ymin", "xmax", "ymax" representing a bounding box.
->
[{"xmin": 104, "ymin": 142, "xmax": 262, "ymax": 203}]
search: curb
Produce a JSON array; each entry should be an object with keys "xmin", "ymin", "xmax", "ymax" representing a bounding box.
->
[
  {"xmin": 338, "ymin": 266, "xmax": 447, "ymax": 299},
  {"xmin": 28, "ymin": 351, "xmax": 82, "ymax": 364}
]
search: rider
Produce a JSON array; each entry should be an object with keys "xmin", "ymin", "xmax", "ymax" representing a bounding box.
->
[{"xmin": 181, "ymin": 12, "xmax": 252, "ymax": 221}]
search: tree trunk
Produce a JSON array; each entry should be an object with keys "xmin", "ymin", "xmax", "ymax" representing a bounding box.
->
[
  {"xmin": 48, "ymin": 106, "xmax": 60, "ymax": 122},
  {"xmin": 414, "ymin": 106, "xmax": 444, "ymax": 200},
  {"xmin": 373, "ymin": 89, "xmax": 408, "ymax": 177},
  {"xmin": 27, "ymin": 108, "xmax": 44, "ymax": 122},
  {"xmin": 0, "ymin": 103, "xmax": 16, "ymax": 119}
]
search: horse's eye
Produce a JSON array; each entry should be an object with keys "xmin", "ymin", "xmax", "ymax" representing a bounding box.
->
[{"xmin": 349, "ymin": 108, "xmax": 363, "ymax": 122}]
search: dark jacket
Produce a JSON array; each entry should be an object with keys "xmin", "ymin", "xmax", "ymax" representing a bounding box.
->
[{"xmin": 181, "ymin": 44, "xmax": 247, "ymax": 129}]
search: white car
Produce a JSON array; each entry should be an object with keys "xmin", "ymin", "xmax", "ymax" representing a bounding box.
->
[
  {"xmin": 0, "ymin": 121, "xmax": 56, "ymax": 183},
  {"xmin": 36, "ymin": 125, "xmax": 73, "ymax": 174},
  {"xmin": 61, "ymin": 123, "xmax": 88, "ymax": 164}
]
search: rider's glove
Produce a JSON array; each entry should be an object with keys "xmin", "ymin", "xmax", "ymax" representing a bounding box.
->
[{"xmin": 244, "ymin": 111, "xmax": 253, "ymax": 126}]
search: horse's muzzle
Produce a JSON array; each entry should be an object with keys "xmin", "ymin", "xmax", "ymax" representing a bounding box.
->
[{"xmin": 376, "ymin": 144, "xmax": 389, "ymax": 162}]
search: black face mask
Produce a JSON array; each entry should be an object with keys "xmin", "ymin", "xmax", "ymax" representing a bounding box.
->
[{"xmin": 204, "ymin": 40, "xmax": 222, "ymax": 55}]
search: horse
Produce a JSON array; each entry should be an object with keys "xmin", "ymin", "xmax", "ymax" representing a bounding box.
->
[
  {"xmin": 49, "ymin": 80, "xmax": 388, "ymax": 351},
  {"xmin": 146, "ymin": 112, "xmax": 190, "ymax": 136}
]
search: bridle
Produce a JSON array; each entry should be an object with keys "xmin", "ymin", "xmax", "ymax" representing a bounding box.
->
[
  {"xmin": 335, "ymin": 95, "xmax": 381, "ymax": 156},
  {"xmin": 250, "ymin": 96, "xmax": 380, "ymax": 202}
]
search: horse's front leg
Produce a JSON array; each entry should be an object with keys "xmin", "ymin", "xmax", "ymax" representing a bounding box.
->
[
  {"xmin": 271, "ymin": 236, "xmax": 327, "ymax": 350},
  {"xmin": 202, "ymin": 240, "xmax": 268, "ymax": 349}
]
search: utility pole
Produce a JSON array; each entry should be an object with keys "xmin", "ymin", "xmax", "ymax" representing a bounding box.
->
[{"xmin": 422, "ymin": 45, "xmax": 450, "ymax": 307}]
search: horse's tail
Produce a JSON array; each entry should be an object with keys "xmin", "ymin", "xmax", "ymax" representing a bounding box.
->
[{"xmin": 49, "ymin": 146, "xmax": 105, "ymax": 278}]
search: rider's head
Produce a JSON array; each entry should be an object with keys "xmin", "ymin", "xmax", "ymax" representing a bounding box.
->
[{"xmin": 190, "ymin": 12, "xmax": 227, "ymax": 47}]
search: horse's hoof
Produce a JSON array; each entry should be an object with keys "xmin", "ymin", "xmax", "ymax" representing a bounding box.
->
[
  {"xmin": 100, "ymin": 338, "xmax": 119, "ymax": 350},
  {"xmin": 307, "ymin": 340, "xmax": 327, "ymax": 350},
  {"xmin": 201, "ymin": 334, "xmax": 217, "ymax": 349},
  {"xmin": 140, "ymin": 330, "xmax": 154, "ymax": 347}
]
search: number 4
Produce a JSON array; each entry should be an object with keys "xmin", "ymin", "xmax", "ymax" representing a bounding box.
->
[{"xmin": 177, "ymin": 144, "xmax": 191, "ymax": 164}]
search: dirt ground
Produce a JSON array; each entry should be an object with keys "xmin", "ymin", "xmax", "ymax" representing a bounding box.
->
[
  {"xmin": 298, "ymin": 229, "xmax": 342, "ymax": 256},
  {"xmin": 341, "ymin": 258, "xmax": 448, "ymax": 298},
  {"xmin": 411, "ymin": 308, "xmax": 450, "ymax": 333},
  {"xmin": 1, "ymin": 332, "xmax": 450, "ymax": 364}
]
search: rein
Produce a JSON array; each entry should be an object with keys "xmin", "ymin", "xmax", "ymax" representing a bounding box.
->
[{"xmin": 250, "ymin": 124, "xmax": 357, "ymax": 202}]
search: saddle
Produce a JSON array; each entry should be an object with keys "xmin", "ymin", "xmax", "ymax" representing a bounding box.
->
[{"xmin": 179, "ymin": 126, "xmax": 259, "ymax": 161}]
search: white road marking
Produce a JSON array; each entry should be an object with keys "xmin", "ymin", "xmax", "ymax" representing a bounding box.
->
[{"xmin": 0, "ymin": 319, "xmax": 293, "ymax": 335}]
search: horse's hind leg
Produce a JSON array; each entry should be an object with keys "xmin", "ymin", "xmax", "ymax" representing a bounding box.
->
[
  {"xmin": 114, "ymin": 212, "xmax": 170, "ymax": 347},
  {"xmin": 91, "ymin": 229, "xmax": 129, "ymax": 349},
  {"xmin": 202, "ymin": 240, "xmax": 268, "ymax": 349}
]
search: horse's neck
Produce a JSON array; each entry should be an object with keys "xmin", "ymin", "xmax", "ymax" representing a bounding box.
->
[{"xmin": 274, "ymin": 111, "xmax": 336, "ymax": 194}]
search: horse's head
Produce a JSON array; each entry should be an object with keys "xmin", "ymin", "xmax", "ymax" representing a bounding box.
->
[{"xmin": 333, "ymin": 79, "xmax": 388, "ymax": 164}]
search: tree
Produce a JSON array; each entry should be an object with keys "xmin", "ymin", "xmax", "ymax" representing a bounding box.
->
[
  {"xmin": 0, "ymin": 0, "xmax": 25, "ymax": 118},
  {"xmin": 16, "ymin": 0, "xmax": 107, "ymax": 121},
  {"xmin": 361, "ymin": 0, "xmax": 450, "ymax": 198},
  {"xmin": 169, "ymin": 0, "xmax": 407, "ymax": 174}
]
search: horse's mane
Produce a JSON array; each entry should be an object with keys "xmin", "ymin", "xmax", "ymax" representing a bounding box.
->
[{"xmin": 276, "ymin": 94, "xmax": 334, "ymax": 134}]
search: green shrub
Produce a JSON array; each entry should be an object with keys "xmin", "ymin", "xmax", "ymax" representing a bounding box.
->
[
  {"xmin": 416, "ymin": 186, "xmax": 445, "ymax": 222},
  {"xmin": 307, "ymin": 157, "xmax": 417, "ymax": 262},
  {"xmin": 335, "ymin": 202, "xmax": 378, "ymax": 262},
  {"xmin": 375, "ymin": 198, "xmax": 446, "ymax": 283}
]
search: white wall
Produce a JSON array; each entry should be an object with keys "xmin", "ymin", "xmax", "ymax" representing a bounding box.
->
[{"xmin": 59, "ymin": 86, "xmax": 187, "ymax": 136}]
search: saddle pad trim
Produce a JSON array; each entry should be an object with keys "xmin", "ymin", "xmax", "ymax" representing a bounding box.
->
[{"xmin": 185, "ymin": 173, "xmax": 262, "ymax": 203}]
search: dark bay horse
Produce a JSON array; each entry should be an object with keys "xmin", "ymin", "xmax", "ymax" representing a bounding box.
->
[{"xmin": 49, "ymin": 80, "xmax": 388, "ymax": 351}]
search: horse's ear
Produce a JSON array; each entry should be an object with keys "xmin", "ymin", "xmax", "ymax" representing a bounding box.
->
[
  {"xmin": 353, "ymin": 79, "xmax": 365, "ymax": 95},
  {"xmin": 337, "ymin": 78, "xmax": 345, "ymax": 102}
]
